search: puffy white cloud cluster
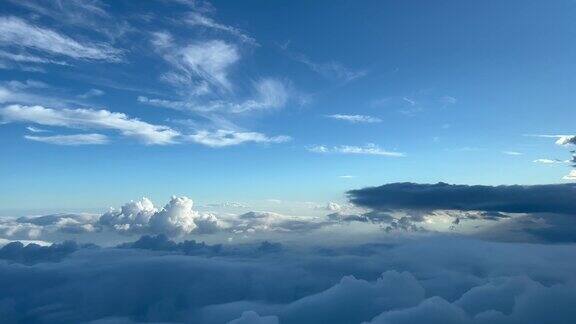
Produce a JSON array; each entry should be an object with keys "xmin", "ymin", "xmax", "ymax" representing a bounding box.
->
[
  {"xmin": 100, "ymin": 196, "xmax": 224, "ymax": 236},
  {"xmin": 0, "ymin": 236, "xmax": 575, "ymax": 323}
]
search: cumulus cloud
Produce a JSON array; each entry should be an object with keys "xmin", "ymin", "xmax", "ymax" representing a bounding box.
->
[
  {"xmin": 0, "ymin": 221, "xmax": 42, "ymax": 239},
  {"xmin": 555, "ymin": 135, "xmax": 576, "ymax": 146},
  {"xmin": 308, "ymin": 144, "xmax": 405, "ymax": 157},
  {"xmin": 563, "ymin": 170, "xmax": 576, "ymax": 181},
  {"xmin": 327, "ymin": 114, "xmax": 382, "ymax": 123},
  {"xmin": 99, "ymin": 196, "xmax": 226, "ymax": 236},
  {"xmin": 0, "ymin": 16, "xmax": 122, "ymax": 62},
  {"xmin": 0, "ymin": 104, "xmax": 180, "ymax": 145},
  {"xmin": 4, "ymin": 213, "xmax": 100, "ymax": 237},
  {"xmin": 25, "ymin": 133, "xmax": 109, "ymax": 145},
  {"xmin": 187, "ymin": 129, "xmax": 291, "ymax": 147}
]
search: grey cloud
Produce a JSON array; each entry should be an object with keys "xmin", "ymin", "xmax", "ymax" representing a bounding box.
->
[
  {"xmin": 0, "ymin": 240, "xmax": 87, "ymax": 265},
  {"xmin": 348, "ymin": 182, "xmax": 576, "ymax": 215}
]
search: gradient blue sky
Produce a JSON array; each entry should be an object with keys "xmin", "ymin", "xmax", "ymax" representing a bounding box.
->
[{"xmin": 1, "ymin": 0, "xmax": 575, "ymax": 215}]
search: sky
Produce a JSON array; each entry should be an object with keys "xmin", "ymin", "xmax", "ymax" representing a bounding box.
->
[
  {"xmin": 1, "ymin": 0, "xmax": 576, "ymax": 216},
  {"xmin": 1, "ymin": 1, "xmax": 576, "ymax": 323}
]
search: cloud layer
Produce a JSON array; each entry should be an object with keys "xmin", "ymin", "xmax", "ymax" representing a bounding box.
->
[{"xmin": 0, "ymin": 235, "xmax": 575, "ymax": 323}]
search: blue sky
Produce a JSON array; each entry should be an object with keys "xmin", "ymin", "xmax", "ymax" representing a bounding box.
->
[{"xmin": 1, "ymin": 0, "xmax": 575, "ymax": 215}]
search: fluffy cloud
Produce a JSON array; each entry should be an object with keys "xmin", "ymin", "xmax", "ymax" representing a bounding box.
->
[
  {"xmin": 555, "ymin": 135, "xmax": 576, "ymax": 146},
  {"xmin": 25, "ymin": 133, "xmax": 109, "ymax": 145},
  {"xmin": 0, "ymin": 16, "xmax": 121, "ymax": 62},
  {"xmin": 327, "ymin": 114, "xmax": 381, "ymax": 123},
  {"xmin": 187, "ymin": 129, "xmax": 291, "ymax": 147},
  {"xmin": 100, "ymin": 196, "xmax": 217, "ymax": 236},
  {"xmin": 563, "ymin": 170, "xmax": 576, "ymax": 181},
  {"xmin": 308, "ymin": 144, "xmax": 405, "ymax": 157},
  {"xmin": 0, "ymin": 104, "xmax": 180, "ymax": 145},
  {"xmin": 0, "ymin": 213, "xmax": 100, "ymax": 240},
  {"xmin": 100, "ymin": 196, "xmax": 236, "ymax": 236}
]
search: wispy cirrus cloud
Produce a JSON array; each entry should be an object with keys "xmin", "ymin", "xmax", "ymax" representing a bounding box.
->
[
  {"xmin": 187, "ymin": 129, "xmax": 291, "ymax": 147},
  {"xmin": 77, "ymin": 89, "xmax": 104, "ymax": 99},
  {"xmin": 25, "ymin": 133, "xmax": 108, "ymax": 145},
  {"xmin": 308, "ymin": 144, "xmax": 405, "ymax": 157},
  {"xmin": 327, "ymin": 114, "xmax": 381, "ymax": 123},
  {"xmin": 0, "ymin": 16, "xmax": 122, "ymax": 62},
  {"xmin": 531, "ymin": 134, "xmax": 576, "ymax": 180},
  {"xmin": 533, "ymin": 159, "xmax": 566, "ymax": 164},
  {"xmin": 0, "ymin": 104, "xmax": 179, "ymax": 145},
  {"xmin": 152, "ymin": 34, "xmax": 239, "ymax": 94},
  {"xmin": 528, "ymin": 134, "xmax": 576, "ymax": 146},
  {"xmin": 138, "ymin": 78, "xmax": 289, "ymax": 114},
  {"xmin": 0, "ymin": 50, "xmax": 69, "ymax": 66},
  {"xmin": 7, "ymin": 0, "xmax": 133, "ymax": 40},
  {"xmin": 186, "ymin": 12, "xmax": 258, "ymax": 46},
  {"xmin": 502, "ymin": 151, "xmax": 523, "ymax": 156}
]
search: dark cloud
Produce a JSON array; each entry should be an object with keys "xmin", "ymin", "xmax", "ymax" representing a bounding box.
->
[
  {"xmin": 0, "ymin": 240, "xmax": 94, "ymax": 264},
  {"xmin": 348, "ymin": 182, "xmax": 576, "ymax": 214}
]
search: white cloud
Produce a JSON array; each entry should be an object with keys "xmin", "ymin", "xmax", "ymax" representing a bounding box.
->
[
  {"xmin": 6, "ymin": 0, "xmax": 132, "ymax": 40},
  {"xmin": 0, "ymin": 104, "xmax": 180, "ymax": 145},
  {"xmin": 563, "ymin": 170, "xmax": 576, "ymax": 181},
  {"xmin": 186, "ymin": 12, "xmax": 258, "ymax": 46},
  {"xmin": 0, "ymin": 16, "xmax": 122, "ymax": 61},
  {"xmin": 327, "ymin": 114, "xmax": 381, "ymax": 123},
  {"xmin": 307, "ymin": 144, "xmax": 405, "ymax": 157},
  {"xmin": 533, "ymin": 159, "xmax": 564, "ymax": 164},
  {"xmin": 0, "ymin": 49, "xmax": 69, "ymax": 65},
  {"xmin": 78, "ymin": 89, "xmax": 105, "ymax": 99},
  {"xmin": 148, "ymin": 197, "xmax": 199, "ymax": 236},
  {"xmin": 180, "ymin": 40, "xmax": 239, "ymax": 90},
  {"xmin": 99, "ymin": 196, "xmax": 225, "ymax": 236},
  {"xmin": 528, "ymin": 134, "xmax": 576, "ymax": 146},
  {"xmin": 440, "ymin": 96, "xmax": 457, "ymax": 105},
  {"xmin": 160, "ymin": 39, "xmax": 239, "ymax": 92},
  {"xmin": 187, "ymin": 129, "xmax": 291, "ymax": 147},
  {"xmin": 339, "ymin": 175, "xmax": 356, "ymax": 179},
  {"xmin": 26, "ymin": 126, "xmax": 48, "ymax": 133},
  {"xmin": 556, "ymin": 135, "xmax": 576, "ymax": 146},
  {"xmin": 285, "ymin": 48, "xmax": 366, "ymax": 82},
  {"xmin": 502, "ymin": 151, "xmax": 523, "ymax": 156},
  {"xmin": 138, "ymin": 78, "xmax": 289, "ymax": 114},
  {"xmin": 25, "ymin": 133, "xmax": 109, "ymax": 145}
]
